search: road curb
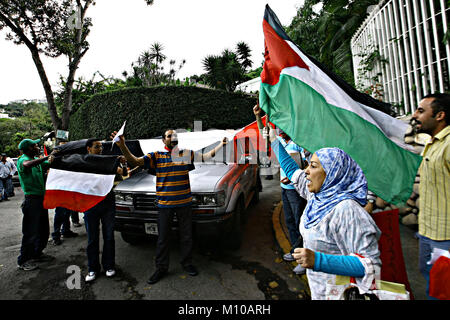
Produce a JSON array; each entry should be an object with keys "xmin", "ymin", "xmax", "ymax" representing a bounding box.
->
[{"xmin": 272, "ymin": 202, "xmax": 292, "ymax": 258}]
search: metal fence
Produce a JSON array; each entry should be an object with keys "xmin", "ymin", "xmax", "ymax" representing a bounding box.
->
[{"xmin": 351, "ymin": 0, "xmax": 449, "ymax": 115}]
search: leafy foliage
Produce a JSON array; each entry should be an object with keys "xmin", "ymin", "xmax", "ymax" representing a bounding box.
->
[
  {"xmin": 0, "ymin": 102, "xmax": 53, "ymax": 156},
  {"xmin": 69, "ymin": 86, "xmax": 257, "ymax": 141},
  {"xmin": 0, "ymin": 0, "xmax": 96, "ymax": 130},
  {"xmin": 54, "ymin": 71, "xmax": 132, "ymax": 116},
  {"xmin": 0, "ymin": 0, "xmax": 155, "ymax": 130},
  {"xmin": 286, "ymin": 0, "xmax": 380, "ymax": 86},
  {"xmin": 129, "ymin": 42, "xmax": 186, "ymax": 87},
  {"xmin": 202, "ymin": 42, "xmax": 253, "ymax": 91}
]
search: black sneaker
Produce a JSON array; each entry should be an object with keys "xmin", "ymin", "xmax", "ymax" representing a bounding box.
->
[
  {"xmin": 62, "ymin": 231, "xmax": 78, "ymax": 238},
  {"xmin": 183, "ymin": 265, "xmax": 198, "ymax": 276},
  {"xmin": 52, "ymin": 239, "xmax": 63, "ymax": 246},
  {"xmin": 147, "ymin": 269, "xmax": 168, "ymax": 284}
]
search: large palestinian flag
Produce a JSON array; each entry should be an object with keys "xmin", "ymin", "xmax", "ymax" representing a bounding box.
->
[
  {"xmin": 43, "ymin": 153, "xmax": 119, "ymax": 212},
  {"xmin": 259, "ymin": 5, "xmax": 422, "ymax": 205}
]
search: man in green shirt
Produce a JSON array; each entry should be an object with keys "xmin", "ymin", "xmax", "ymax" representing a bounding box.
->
[{"xmin": 17, "ymin": 138, "xmax": 56, "ymax": 271}]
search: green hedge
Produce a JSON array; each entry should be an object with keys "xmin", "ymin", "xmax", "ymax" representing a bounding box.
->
[{"xmin": 69, "ymin": 86, "xmax": 257, "ymax": 140}]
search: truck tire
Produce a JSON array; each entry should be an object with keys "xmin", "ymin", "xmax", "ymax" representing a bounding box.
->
[
  {"xmin": 121, "ymin": 232, "xmax": 145, "ymax": 245},
  {"xmin": 222, "ymin": 198, "xmax": 244, "ymax": 250},
  {"xmin": 250, "ymin": 174, "xmax": 261, "ymax": 207},
  {"xmin": 251, "ymin": 185, "xmax": 260, "ymax": 205}
]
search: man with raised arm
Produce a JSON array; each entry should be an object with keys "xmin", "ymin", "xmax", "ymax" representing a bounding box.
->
[{"xmin": 111, "ymin": 129, "xmax": 227, "ymax": 284}]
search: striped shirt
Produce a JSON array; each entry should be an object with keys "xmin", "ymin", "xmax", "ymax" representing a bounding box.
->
[
  {"xmin": 143, "ymin": 148, "xmax": 194, "ymax": 208},
  {"xmin": 418, "ymin": 125, "xmax": 450, "ymax": 240}
]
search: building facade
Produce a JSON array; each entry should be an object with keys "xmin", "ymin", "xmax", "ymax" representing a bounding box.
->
[{"xmin": 351, "ymin": 0, "xmax": 449, "ymax": 115}]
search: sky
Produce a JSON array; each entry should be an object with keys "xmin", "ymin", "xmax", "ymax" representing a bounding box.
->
[{"xmin": 0, "ymin": 0, "xmax": 305, "ymax": 104}]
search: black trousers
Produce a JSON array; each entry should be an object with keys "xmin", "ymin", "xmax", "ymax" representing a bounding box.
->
[
  {"xmin": 155, "ymin": 205, "xmax": 193, "ymax": 270},
  {"xmin": 17, "ymin": 195, "xmax": 49, "ymax": 265}
]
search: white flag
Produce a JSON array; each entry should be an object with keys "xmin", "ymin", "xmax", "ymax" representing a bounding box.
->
[{"xmin": 112, "ymin": 121, "xmax": 126, "ymax": 150}]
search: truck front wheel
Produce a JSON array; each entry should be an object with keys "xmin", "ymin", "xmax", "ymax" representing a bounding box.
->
[
  {"xmin": 221, "ymin": 198, "xmax": 244, "ymax": 250},
  {"xmin": 120, "ymin": 232, "xmax": 145, "ymax": 245}
]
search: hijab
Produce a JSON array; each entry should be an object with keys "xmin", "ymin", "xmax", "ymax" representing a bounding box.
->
[{"xmin": 303, "ymin": 148, "xmax": 368, "ymax": 229}]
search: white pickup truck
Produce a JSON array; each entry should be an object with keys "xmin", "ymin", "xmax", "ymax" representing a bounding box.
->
[{"xmin": 112, "ymin": 135, "xmax": 262, "ymax": 250}]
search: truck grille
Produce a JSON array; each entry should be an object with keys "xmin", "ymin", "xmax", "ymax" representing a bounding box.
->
[{"xmin": 134, "ymin": 194, "xmax": 158, "ymax": 211}]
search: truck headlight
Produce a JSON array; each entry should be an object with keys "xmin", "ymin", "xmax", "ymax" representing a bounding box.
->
[
  {"xmin": 115, "ymin": 192, "xmax": 133, "ymax": 205},
  {"xmin": 203, "ymin": 195, "xmax": 217, "ymax": 206},
  {"xmin": 193, "ymin": 191, "xmax": 225, "ymax": 207},
  {"xmin": 191, "ymin": 195, "xmax": 202, "ymax": 206}
]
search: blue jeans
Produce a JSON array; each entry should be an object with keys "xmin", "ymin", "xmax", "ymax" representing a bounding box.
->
[
  {"xmin": 83, "ymin": 193, "xmax": 115, "ymax": 272},
  {"xmin": 281, "ymin": 188, "xmax": 306, "ymax": 249},
  {"xmin": 52, "ymin": 207, "xmax": 73, "ymax": 240},
  {"xmin": 418, "ymin": 234, "xmax": 450, "ymax": 300},
  {"xmin": 17, "ymin": 195, "xmax": 49, "ymax": 265},
  {"xmin": 6, "ymin": 177, "xmax": 14, "ymax": 196},
  {"xmin": 0, "ymin": 178, "xmax": 8, "ymax": 200}
]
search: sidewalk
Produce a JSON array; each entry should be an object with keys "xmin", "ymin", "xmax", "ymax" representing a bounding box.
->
[{"xmin": 272, "ymin": 201, "xmax": 427, "ymax": 300}]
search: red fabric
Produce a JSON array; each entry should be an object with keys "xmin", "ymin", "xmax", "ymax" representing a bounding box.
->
[
  {"xmin": 429, "ymin": 256, "xmax": 450, "ymax": 300},
  {"xmin": 372, "ymin": 209, "xmax": 415, "ymax": 299},
  {"xmin": 235, "ymin": 115, "xmax": 275, "ymax": 153},
  {"xmin": 43, "ymin": 145, "xmax": 48, "ymax": 156},
  {"xmin": 261, "ymin": 19, "xmax": 309, "ymax": 85},
  {"xmin": 43, "ymin": 189, "xmax": 105, "ymax": 212}
]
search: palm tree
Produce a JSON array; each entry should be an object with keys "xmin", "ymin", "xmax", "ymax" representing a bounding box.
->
[
  {"xmin": 201, "ymin": 43, "xmax": 250, "ymax": 91},
  {"xmin": 148, "ymin": 42, "xmax": 166, "ymax": 84},
  {"xmin": 236, "ymin": 41, "xmax": 253, "ymax": 71}
]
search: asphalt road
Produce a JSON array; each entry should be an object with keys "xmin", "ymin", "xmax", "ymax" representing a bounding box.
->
[{"xmin": 0, "ymin": 176, "xmax": 309, "ymax": 300}]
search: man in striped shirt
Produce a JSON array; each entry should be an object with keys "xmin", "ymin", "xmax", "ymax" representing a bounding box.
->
[
  {"xmin": 111, "ymin": 129, "xmax": 227, "ymax": 284},
  {"xmin": 412, "ymin": 93, "xmax": 450, "ymax": 299}
]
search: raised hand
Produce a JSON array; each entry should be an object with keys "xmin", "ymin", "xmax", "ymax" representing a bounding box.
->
[
  {"xmin": 222, "ymin": 137, "xmax": 229, "ymax": 145},
  {"xmin": 253, "ymin": 104, "xmax": 262, "ymax": 116},
  {"xmin": 110, "ymin": 131, "xmax": 125, "ymax": 148}
]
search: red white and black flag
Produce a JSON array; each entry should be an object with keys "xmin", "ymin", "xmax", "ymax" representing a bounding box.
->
[{"xmin": 43, "ymin": 153, "xmax": 119, "ymax": 212}]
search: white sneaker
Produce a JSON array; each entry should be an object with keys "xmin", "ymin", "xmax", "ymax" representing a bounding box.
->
[
  {"xmin": 106, "ymin": 269, "xmax": 116, "ymax": 277},
  {"xmin": 293, "ymin": 264, "xmax": 306, "ymax": 275},
  {"xmin": 85, "ymin": 271, "xmax": 96, "ymax": 282}
]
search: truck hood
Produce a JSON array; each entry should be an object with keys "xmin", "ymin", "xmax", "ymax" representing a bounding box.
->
[{"xmin": 114, "ymin": 163, "xmax": 233, "ymax": 193}]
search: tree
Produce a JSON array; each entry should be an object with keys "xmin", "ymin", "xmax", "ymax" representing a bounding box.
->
[
  {"xmin": 0, "ymin": 101, "xmax": 53, "ymax": 156},
  {"xmin": 55, "ymin": 71, "xmax": 129, "ymax": 115},
  {"xmin": 0, "ymin": 0, "xmax": 155, "ymax": 131},
  {"xmin": 285, "ymin": 0, "xmax": 324, "ymax": 62},
  {"xmin": 236, "ymin": 41, "xmax": 252, "ymax": 71},
  {"xmin": 202, "ymin": 42, "xmax": 253, "ymax": 92},
  {"xmin": 130, "ymin": 41, "xmax": 185, "ymax": 87},
  {"xmin": 317, "ymin": 0, "xmax": 380, "ymax": 85},
  {"xmin": 286, "ymin": 0, "xmax": 379, "ymax": 86}
]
